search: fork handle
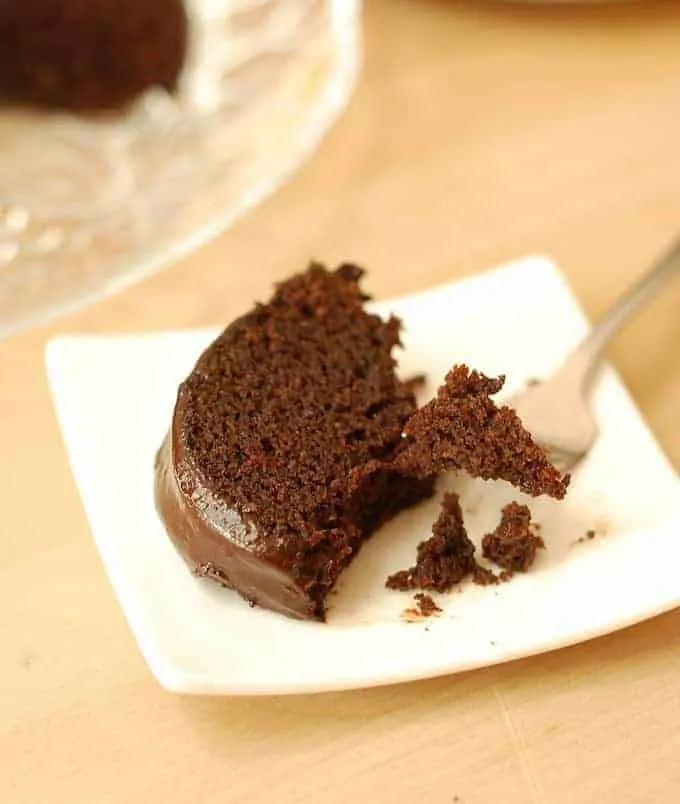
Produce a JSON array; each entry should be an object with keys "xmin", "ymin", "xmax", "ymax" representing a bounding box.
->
[{"xmin": 559, "ymin": 235, "xmax": 680, "ymax": 391}]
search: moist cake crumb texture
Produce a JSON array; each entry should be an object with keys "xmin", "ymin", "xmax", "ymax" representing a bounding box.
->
[
  {"xmin": 386, "ymin": 493, "xmax": 477, "ymax": 592},
  {"xmin": 387, "ymin": 496, "xmax": 546, "ymax": 593},
  {"xmin": 157, "ymin": 263, "xmax": 435, "ymax": 621},
  {"xmin": 392, "ymin": 366, "xmax": 570, "ymax": 499},
  {"xmin": 482, "ymin": 502, "xmax": 544, "ymax": 573},
  {"xmin": 414, "ymin": 593, "xmax": 442, "ymax": 617},
  {"xmin": 471, "ymin": 564, "xmax": 499, "ymax": 586}
]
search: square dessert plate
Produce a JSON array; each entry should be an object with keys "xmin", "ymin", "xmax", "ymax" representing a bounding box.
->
[{"xmin": 46, "ymin": 256, "xmax": 680, "ymax": 695}]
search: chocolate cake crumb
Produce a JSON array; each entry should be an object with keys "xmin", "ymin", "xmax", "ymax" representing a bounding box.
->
[
  {"xmin": 472, "ymin": 564, "xmax": 516, "ymax": 586},
  {"xmin": 386, "ymin": 493, "xmax": 477, "ymax": 592},
  {"xmin": 387, "ymin": 570, "xmax": 412, "ymax": 591},
  {"xmin": 472, "ymin": 564, "xmax": 499, "ymax": 586},
  {"xmin": 482, "ymin": 503, "xmax": 543, "ymax": 573},
  {"xmin": 574, "ymin": 528, "xmax": 597, "ymax": 545},
  {"xmin": 414, "ymin": 593, "xmax": 442, "ymax": 617},
  {"xmin": 163, "ymin": 263, "xmax": 436, "ymax": 621},
  {"xmin": 402, "ymin": 593, "xmax": 442, "ymax": 622},
  {"xmin": 391, "ymin": 366, "xmax": 569, "ymax": 499}
]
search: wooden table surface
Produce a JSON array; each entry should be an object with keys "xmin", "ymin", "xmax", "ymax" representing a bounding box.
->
[{"xmin": 3, "ymin": 2, "xmax": 680, "ymax": 802}]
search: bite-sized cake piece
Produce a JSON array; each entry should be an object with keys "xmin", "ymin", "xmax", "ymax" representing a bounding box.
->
[
  {"xmin": 0, "ymin": 1, "xmax": 188, "ymax": 111},
  {"xmin": 386, "ymin": 493, "xmax": 477, "ymax": 593},
  {"xmin": 156, "ymin": 263, "xmax": 435, "ymax": 622},
  {"xmin": 482, "ymin": 502, "xmax": 544, "ymax": 573},
  {"xmin": 392, "ymin": 366, "xmax": 569, "ymax": 499}
]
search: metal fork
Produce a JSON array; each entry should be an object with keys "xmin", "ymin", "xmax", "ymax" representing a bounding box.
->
[{"xmin": 508, "ymin": 237, "xmax": 680, "ymax": 473}]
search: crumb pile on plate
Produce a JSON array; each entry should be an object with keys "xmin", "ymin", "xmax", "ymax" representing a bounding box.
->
[
  {"xmin": 155, "ymin": 263, "xmax": 568, "ymax": 621},
  {"xmin": 482, "ymin": 502, "xmax": 544, "ymax": 573},
  {"xmin": 386, "ymin": 493, "xmax": 476, "ymax": 593},
  {"xmin": 387, "ymin": 496, "xmax": 545, "ymax": 596}
]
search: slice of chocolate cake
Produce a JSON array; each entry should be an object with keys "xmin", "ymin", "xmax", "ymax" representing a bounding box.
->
[
  {"xmin": 155, "ymin": 262, "xmax": 568, "ymax": 621},
  {"xmin": 155, "ymin": 263, "xmax": 435, "ymax": 621}
]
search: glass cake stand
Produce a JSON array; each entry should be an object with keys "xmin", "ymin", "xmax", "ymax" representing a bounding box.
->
[{"xmin": 0, "ymin": 0, "xmax": 361, "ymax": 339}]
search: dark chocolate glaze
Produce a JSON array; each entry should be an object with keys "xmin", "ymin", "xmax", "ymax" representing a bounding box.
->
[
  {"xmin": 155, "ymin": 417, "xmax": 435, "ymax": 621},
  {"xmin": 155, "ymin": 423, "xmax": 320, "ymax": 622},
  {"xmin": 153, "ymin": 264, "xmax": 440, "ymax": 622}
]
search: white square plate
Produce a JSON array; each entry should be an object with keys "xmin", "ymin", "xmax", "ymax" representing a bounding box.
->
[{"xmin": 46, "ymin": 256, "xmax": 680, "ymax": 695}]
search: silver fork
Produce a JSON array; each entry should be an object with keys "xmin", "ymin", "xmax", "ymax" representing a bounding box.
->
[{"xmin": 508, "ymin": 237, "xmax": 680, "ymax": 473}]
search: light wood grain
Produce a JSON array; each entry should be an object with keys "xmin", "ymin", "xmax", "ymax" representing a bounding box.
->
[{"xmin": 3, "ymin": 2, "xmax": 680, "ymax": 802}]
